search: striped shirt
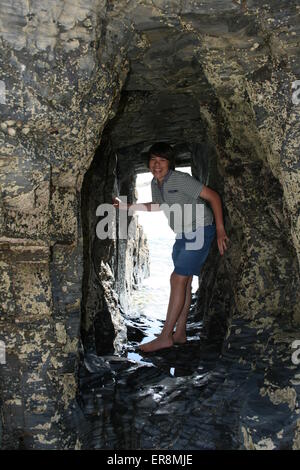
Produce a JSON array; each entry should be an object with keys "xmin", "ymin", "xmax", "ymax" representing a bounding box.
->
[{"xmin": 151, "ymin": 170, "xmax": 214, "ymax": 234}]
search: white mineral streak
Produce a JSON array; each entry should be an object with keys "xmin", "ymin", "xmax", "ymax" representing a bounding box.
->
[{"xmin": 0, "ymin": 80, "xmax": 6, "ymax": 104}]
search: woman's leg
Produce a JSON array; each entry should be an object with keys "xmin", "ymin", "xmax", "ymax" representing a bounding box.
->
[
  {"xmin": 173, "ymin": 275, "xmax": 193, "ymax": 344},
  {"xmin": 139, "ymin": 272, "xmax": 190, "ymax": 352}
]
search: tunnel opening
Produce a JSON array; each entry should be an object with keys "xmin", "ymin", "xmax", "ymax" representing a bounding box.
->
[
  {"xmin": 76, "ymin": 4, "xmax": 300, "ymax": 451},
  {"xmin": 78, "ymin": 99, "xmax": 234, "ymax": 447},
  {"xmin": 77, "ymin": 10, "xmax": 300, "ymax": 450},
  {"xmin": 78, "ymin": 80, "xmax": 299, "ymax": 448},
  {"xmin": 78, "ymin": 10, "xmax": 239, "ymax": 360},
  {"xmin": 80, "ymin": 81, "xmax": 229, "ymax": 359},
  {"xmin": 125, "ymin": 166, "xmax": 207, "ymax": 362},
  {"xmin": 78, "ymin": 16, "xmax": 242, "ymax": 360}
]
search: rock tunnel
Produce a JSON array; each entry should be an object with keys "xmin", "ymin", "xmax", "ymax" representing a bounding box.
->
[{"xmin": 0, "ymin": 0, "xmax": 300, "ymax": 450}]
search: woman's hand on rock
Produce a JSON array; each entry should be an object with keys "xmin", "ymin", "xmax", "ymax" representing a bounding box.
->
[
  {"xmin": 216, "ymin": 226, "xmax": 229, "ymax": 256},
  {"xmin": 112, "ymin": 197, "xmax": 128, "ymax": 210}
]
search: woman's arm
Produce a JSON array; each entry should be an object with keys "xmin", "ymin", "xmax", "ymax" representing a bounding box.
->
[
  {"xmin": 112, "ymin": 197, "xmax": 161, "ymax": 212},
  {"xmin": 199, "ymin": 186, "xmax": 229, "ymax": 256}
]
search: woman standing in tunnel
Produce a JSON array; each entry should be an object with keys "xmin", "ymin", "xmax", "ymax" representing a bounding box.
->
[{"xmin": 113, "ymin": 142, "xmax": 229, "ymax": 353}]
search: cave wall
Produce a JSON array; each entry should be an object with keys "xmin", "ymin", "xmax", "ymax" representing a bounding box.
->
[
  {"xmin": 81, "ymin": 134, "xmax": 149, "ymax": 356},
  {"xmin": 0, "ymin": 0, "xmax": 131, "ymax": 449},
  {"xmin": 0, "ymin": 0, "xmax": 299, "ymax": 449}
]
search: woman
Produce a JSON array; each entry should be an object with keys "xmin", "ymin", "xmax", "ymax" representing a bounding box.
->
[{"xmin": 113, "ymin": 142, "xmax": 229, "ymax": 353}]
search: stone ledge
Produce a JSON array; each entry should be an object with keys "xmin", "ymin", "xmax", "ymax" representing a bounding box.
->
[{"xmin": 0, "ymin": 237, "xmax": 50, "ymax": 262}]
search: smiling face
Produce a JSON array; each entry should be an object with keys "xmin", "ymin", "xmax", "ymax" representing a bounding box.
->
[{"xmin": 148, "ymin": 154, "xmax": 170, "ymax": 183}]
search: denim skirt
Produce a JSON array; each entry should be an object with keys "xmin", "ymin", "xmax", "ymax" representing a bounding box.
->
[{"xmin": 171, "ymin": 224, "xmax": 216, "ymax": 276}]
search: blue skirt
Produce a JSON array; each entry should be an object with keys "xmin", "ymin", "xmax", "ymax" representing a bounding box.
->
[{"xmin": 172, "ymin": 224, "xmax": 216, "ymax": 276}]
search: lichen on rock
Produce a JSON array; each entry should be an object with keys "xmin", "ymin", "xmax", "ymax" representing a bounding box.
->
[{"xmin": 0, "ymin": 0, "xmax": 299, "ymax": 450}]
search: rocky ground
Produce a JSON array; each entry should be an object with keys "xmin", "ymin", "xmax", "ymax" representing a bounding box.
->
[{"xmin": 77, "ymin": 295, "xmax": 300, "ymax": 450}]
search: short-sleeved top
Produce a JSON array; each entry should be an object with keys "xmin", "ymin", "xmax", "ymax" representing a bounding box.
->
[{"xmin": 151, "ymin": 170, "xmax": 214, "ymax": 234}]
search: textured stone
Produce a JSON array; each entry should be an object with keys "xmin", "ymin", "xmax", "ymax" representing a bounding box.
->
[{"xmin": 0, "ymin": 0, "xmax": 299, "ymax": 450}]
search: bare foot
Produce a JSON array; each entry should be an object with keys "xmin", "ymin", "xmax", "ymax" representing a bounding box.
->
[
  {"xmin": 172, "ymin": 332, "xmax": 187, "ymax": 345},
  {"xmin": 139, "ymin": 335, "xmax": 173, "ymax": 353}
]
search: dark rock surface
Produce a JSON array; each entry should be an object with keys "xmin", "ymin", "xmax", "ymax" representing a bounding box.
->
[
  {"xmin": 0, "ymin": 0, "xmax": 299, "ymax": 449},
  {"xmin": 77, "ymin": 298, "xmax": 223, "ymax": 450},
  {"xmin": 77, "ymin": 297, "xmax": 300, "ymax": 450}
]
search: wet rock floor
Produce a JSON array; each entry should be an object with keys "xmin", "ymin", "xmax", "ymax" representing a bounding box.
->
[
  {"xmin": 77, "ymin": 298, "xmax": 234, "ymax": 450},
  {"xmin": 77, "ymin": 298, "xmax": 299, "ymax": 450}
]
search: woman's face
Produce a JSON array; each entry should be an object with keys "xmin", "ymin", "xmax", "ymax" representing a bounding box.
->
[{"xmin": 148, "ymin": 154, "xmax": 170, "ymax": 182}]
